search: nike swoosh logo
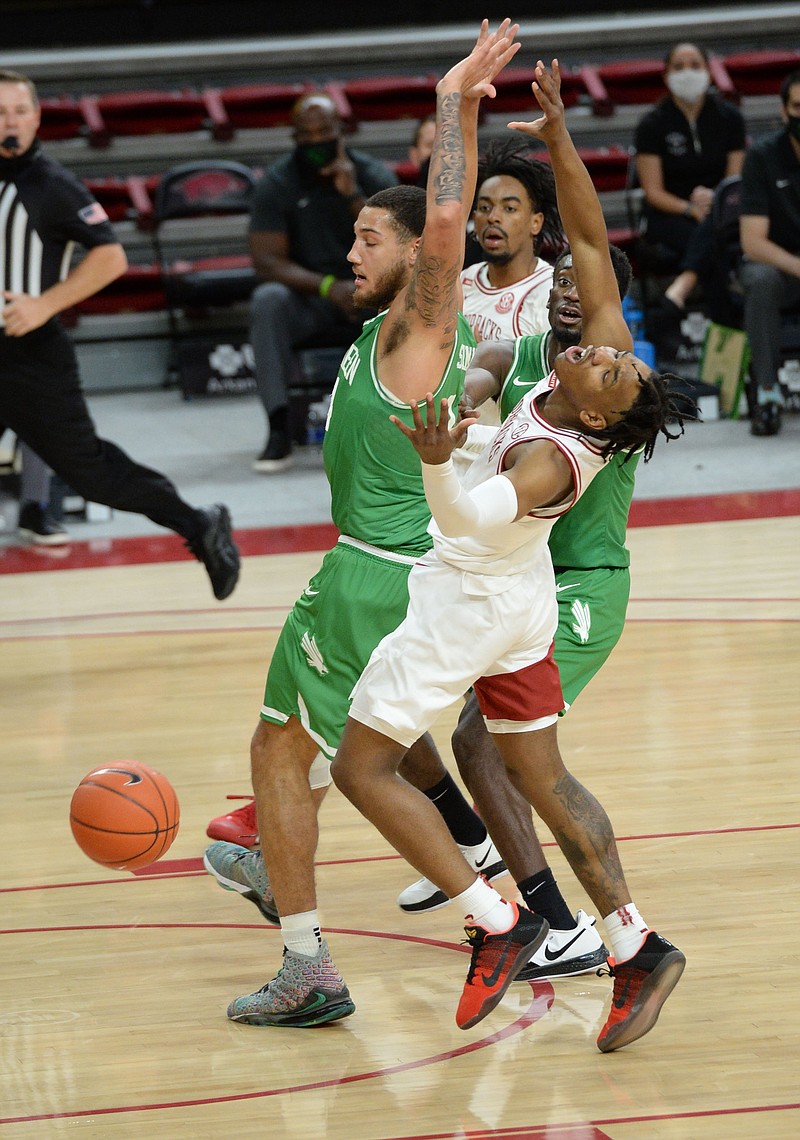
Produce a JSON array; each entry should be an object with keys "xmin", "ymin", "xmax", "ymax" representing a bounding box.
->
[
  {"xmin": 511, "ymin": 376, "xmax": 533, "ymax": 387},
  {"xmin": 614, "ymin": 975, "xmax": 633, "ymax": 1009},
  {"xmin": 481, "ymin": 941, "xmax": 512, "ymax": 987},
  {"xmin": 473, "ymin": 847, "xmax": 492, "ymax": 869},
  {"xmin": 543, "ymin": 927, "xmax": 587, "ymax": 961},
  {"xmin": 303, "ymin": 588, "xmax": 319, "ymax": 596},
  {"xmin": 303, "ymin": 991, "xmax": 331, "ymax": 1012},
  {"xmin": 555, "ymin": 582, "xmax": 579, "ymax": 592}
]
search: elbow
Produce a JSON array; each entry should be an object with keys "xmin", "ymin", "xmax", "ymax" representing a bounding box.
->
[{"xmin": 109, "ymin": 244, "xmax": 127, "ymax": 280}]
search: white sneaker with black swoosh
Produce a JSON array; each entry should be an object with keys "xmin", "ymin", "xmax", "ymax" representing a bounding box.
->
[
  {"xmin": 397, "ymin": 835, "xmax": 507, "ymax": 913},
  {"xmin": 515, "ymin": 909, "xmax": 608, "ymax": 981}
]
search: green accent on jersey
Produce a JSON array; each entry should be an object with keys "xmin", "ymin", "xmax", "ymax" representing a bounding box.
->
[
  {"xmin": 497, "ymin": 331, "xmax": 640, "ymax": 569},
  {"xmin": 323, "ymin": 310, "xmax": 475, "ymax": 557}
]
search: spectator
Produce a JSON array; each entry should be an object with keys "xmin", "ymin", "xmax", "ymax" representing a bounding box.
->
[
  {"xmin": 409, "ymin": 113, "xmax": 436, "ymax": 185},
  {"xmin": 740, "ymin": 69, "xmax": 800, "ymax": 437},
  {"xmin": 634, "ymin": 43, "xmax": 746, "ymax": 320},
  {"xmin": 0, "ymin": 70, "xmax": 239, "ymax": 598},
  {"xmin": 248, "ymin": 91, "xmax": 397, "ymax": 472}
]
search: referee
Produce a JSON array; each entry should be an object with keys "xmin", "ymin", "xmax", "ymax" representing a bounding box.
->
[{"xmin": 0, "ymin": 70, "xmax": 239, "ymax": 599}]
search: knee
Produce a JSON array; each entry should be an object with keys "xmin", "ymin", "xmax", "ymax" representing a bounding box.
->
[
  {"xmin": 740, "ymin": 261, "xmax": 783, "ymax": 302},
  {"xmin": 251, "ymin": 281, "xmax": 294, "ymax": 324}
]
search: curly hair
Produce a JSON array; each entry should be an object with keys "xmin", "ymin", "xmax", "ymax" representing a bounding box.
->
[
  {"xmin": 598, "ymin": 369, "xmax": 698, "ymax": 463},
  {"xmin": 475, "ymin": 137, "xmax": 564, "ymax": 257}
]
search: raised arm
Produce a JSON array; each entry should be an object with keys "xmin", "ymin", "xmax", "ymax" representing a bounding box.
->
[
  {"xmin": 403, "ymin": 21, "xmax": 519, "ymax": 335},
  {"xmin": 509, "ymin": 61, "xmax": 631, "ymax": 351}
]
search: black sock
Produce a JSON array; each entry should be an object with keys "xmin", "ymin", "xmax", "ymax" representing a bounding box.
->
[
  {"xmin": 424, "ymin": 773, "xmax": 486, "ymax": 847},
  {"xmin": 518, "ymin": 869, "xmax": 576, "ymax": 930},
  {"xmin": 269, "ymin": 405, "xmax": 289, "ymax": 436}
]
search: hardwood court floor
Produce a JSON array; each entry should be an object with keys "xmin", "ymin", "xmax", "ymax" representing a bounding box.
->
[{"xmin": 1, "ymin": 514, "xmax": 799, "ymax": 1138}]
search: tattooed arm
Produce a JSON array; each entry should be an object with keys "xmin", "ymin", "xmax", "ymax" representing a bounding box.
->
[{"xmin": 411, "ymin": 20, "xmax": 520, "ymax": 332}]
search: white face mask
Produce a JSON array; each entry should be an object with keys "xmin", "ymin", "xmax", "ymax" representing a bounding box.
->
[{"xmin": 666, "ymin": 67, "xmax": 710, "ymax": 104}]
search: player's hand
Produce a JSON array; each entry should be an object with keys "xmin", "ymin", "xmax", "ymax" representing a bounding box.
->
[
  {"xmin": 322, "ymin": 140, "xmax": 360, "ymax": 199},
  {"xmin": 437, "ymin": 18, "xmax": 521, "ymax": 103},
  {"xmin": 2, "ymin": 291, "xmax": 54, "ymax": 336},
  {"xmin": 508, "ymin": 59, "xmax": 567, "ymax": 143},
  {"xmin": 326, "ymin": 278, "xmax": 360, "ymax": 319},
  {"xmin": 390, "ymin": 394, "xmax": 478, "ymax": 464}
]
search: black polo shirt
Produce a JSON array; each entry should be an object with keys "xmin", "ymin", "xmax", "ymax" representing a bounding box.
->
[
  {"xmin": 740, "ymin": 127, "xmax": 800, "ymax": 254},
  {"xmin": 0, "ymin": 140, "xmax": 117, "ymax": 306},
  {"xmin": 249, "ymin": 148, "xmax": 397, "ymax": 278},
  {"xmin": 634, "ymin": 93, "xmax": 746, "ymax": 201}
]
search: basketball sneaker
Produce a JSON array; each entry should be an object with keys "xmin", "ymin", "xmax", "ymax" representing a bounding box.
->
[
  {"xmin": 456, "ymin": 903, "xmax": 549, "ymax": 1030},
  {"xmin": 515, "ymin": 909, "xmax": 608, "ymax": 981},
  {"xmin": 227, "ymin": 941, "xmax": 355, "ymax": 1027},
  {"xmin": 397, "ymin": 835, "xmax": 507, "ymax": 913},
  {"xmin": 596, "ymin": 930, "xmax": 686, "ymax": 1053},
  {"xmin": 203, "ymin": 841, "xmax": 279, "ymax": 924},
  {"xmin": 206, "ymin": 796, "xmax": 259, "ymax": 846}
]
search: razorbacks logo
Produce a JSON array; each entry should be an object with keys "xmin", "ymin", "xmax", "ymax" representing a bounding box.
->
[{"xmin": 496, "ymin": 291, "xmax": 514, "ymax": 315}]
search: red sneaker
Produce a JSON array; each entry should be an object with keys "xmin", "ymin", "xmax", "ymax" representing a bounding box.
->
[
  {"xmin": 596, "ymin": 930, "xmax": 686, "ymax": 1053},
  {"xmin": 206, "ymin": 796, "xmax": 258, "ymax": 846},
  {"xmin": 456, "ymin": 902, "xmax": 549, "ymax": 1030}
]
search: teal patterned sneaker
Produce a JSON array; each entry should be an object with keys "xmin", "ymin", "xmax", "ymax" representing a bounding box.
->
[
  {"xmin": 227, "ymin": 940, "xmax": 356, "ymax": 1027},
  {"xmin": 203, "ymin": 841, "xmax": 279, "ymax": 924}
]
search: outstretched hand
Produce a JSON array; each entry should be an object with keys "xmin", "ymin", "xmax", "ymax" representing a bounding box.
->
[
  {"xmin": 438, "ymin": 18, "xmax": 521, "ymax": 102},
  {"xmin": 390, "ymin": 395, "xmax": 478, "ymax": 464},
  {"xmin": 508, "ymin": 59, "xmax": 567, "ymax": 142}
]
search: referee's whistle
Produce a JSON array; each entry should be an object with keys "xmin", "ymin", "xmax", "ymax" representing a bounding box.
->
[{"xmin": 1, "ymin": 135, "xmax": 20, "ymax": 152}]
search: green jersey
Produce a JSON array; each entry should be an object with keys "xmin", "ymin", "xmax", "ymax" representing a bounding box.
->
[
  {"xmin": 323, "ymin": 309, "xmax": 475, "ymax": 558},
  {"xmin": 498, "ymin": 332, "xmax": 640, "ymax": 570}
]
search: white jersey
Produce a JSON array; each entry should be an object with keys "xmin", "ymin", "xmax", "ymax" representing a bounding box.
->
[
  {"xmin": 460, "ymin": 259, "xmax": 554, "ymax": 340},
  {"xmin": 430, "ymin": 371, "xmax": 607, "ymax": 578}
]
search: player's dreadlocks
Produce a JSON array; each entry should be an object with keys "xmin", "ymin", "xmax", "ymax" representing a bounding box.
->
[
  {"xmin": 599, "ymin": 370, "xmax": 698, "ymax": 463},
  {"xmin": 476, "ymin": 136, "xmax": 564, "ymax": 257}
]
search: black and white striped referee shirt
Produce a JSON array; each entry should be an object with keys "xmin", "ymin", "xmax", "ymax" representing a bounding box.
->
[{"xmin": 0, "ymin": 140, "xmax": 117, "ymax": 328}]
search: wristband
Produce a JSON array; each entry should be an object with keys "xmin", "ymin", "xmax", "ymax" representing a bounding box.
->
[
  {"xmin": 682, "ymin": 202, "xmax": 693, "ymax": 219},
  {"xmin": 319, "ymin": 274, "xmax": 336, "ymax": 299}
]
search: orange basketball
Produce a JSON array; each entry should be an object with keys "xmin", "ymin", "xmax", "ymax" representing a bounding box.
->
[{"xmin": 69, "ymin": 761, "xmax": 180, "ymax": 871}]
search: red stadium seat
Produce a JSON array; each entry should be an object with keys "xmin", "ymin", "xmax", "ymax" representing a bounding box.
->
[
  {"xmin": 81, "ymin": 175, "xmax": 153, "ymax": 224},
  {"xmin": 333, "ymin": 74, "xmax": 438, "ymax": 125},
  {"xmin": 79, "ymin": 88, "xmax": 230, "ymax": 147},
  {"xmin": 581, "ymin": 55, "xmax": 737, "ymax": 111},
  {"xmin": 74, "ymin": 263, "xmax": 167, "ymax": 315},
  {"xmin": 38, "ymin": 96, "xmax": 88, "ymax": 141},
  {"xmin": 214, "ymin": 82, "xmax": 308, "ymax": 131},
  {"xmin": 723, "ymin": 50, "xmax": 800, "ymax": 96},
  {"xmin": 531, "ymin": 146, "xmax": 631, "ymax": 192},
  {"xmin": 490, "ymin": 65, "xmax": 611, "ymax": 116},
  {"xmin": 392, "ymin": 159, "xmax": 422, "ymax": 186}
]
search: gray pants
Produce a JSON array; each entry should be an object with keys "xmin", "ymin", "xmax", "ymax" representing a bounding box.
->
[
  {"xmin": 249, "ymin": 282, "xmax": 362, "ymax": 419},
  {"xmin": 740, "ymin": 260, "xmax": 800, "ymax": 391}
]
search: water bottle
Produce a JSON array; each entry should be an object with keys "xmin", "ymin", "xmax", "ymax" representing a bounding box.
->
[{"xmin": 622, "ymin": 297, "xmax": 657, "ymax": 368}]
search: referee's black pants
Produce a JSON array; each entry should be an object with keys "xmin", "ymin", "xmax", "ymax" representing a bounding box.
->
[{"xmin": 0, "ymin": 321, "xmax": 204, "ymax": 540}]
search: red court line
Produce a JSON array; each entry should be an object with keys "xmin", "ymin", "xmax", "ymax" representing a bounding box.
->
[
  {"xmin": 0, "ymin": 923, "xmax": 555, "ymax": 1125},
  {"xmin": 2, "ymin": 822, "xmax": 796, "ymax": 897},
  {"xmin": 1, "ymin": 488, "xmax": 798, "ymax": 577}
]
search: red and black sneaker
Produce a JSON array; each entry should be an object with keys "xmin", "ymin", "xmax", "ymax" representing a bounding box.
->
[
  {"xmin": 456, "ymin": 902, "xmax": 549, "ymax": 1030},
  {"xmin": 206, "ymin": 796, "xmax": 259, "ymax": 846},
  {"xmin": 596, "ymin": 930, "xmax": 686, "ymax": 1053}
]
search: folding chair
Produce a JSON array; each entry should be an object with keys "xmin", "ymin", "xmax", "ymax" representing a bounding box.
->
[{"xmin": 150, "ymin": 161, "xmax": 258, "ymax": 384}]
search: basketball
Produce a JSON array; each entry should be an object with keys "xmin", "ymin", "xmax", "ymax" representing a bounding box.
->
[{"xmin": 69, "ymin": 761, "xmax": 180, "ymax": 871}]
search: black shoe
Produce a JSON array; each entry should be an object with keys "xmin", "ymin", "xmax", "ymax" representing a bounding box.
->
[
  {"xmin": 17, "ymin": 503, "xmax": 70, "ymax": 546},
  {"xmin": 186, "ymin": 504, "xmax": 240, "ymax": 600},
  {"xmin": 252, "ymin": 430, "xmax": 293, "ymax": 473},
  {"xmin": 750, "ymin": 400, "xmax": 782, "ymax": 437}
]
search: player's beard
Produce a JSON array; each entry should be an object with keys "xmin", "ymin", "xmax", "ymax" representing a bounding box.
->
[
  {"xmin": 482, "ymin": 248, "xmax": 512, "ymax": 266},
  {"xmin": 353, "ymin": 259, "xmax": 408, "ymax": 311},
  {"xmin": 553, "ymin": 323, "xmax": 581, "ymax": 349}
]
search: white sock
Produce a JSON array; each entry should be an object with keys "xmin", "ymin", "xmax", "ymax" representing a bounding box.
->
[
  {"xmin": 603, "ymin": 902, "xmax": 650, "ymax": 963},
  {"xmin": 454, "ymin": 876, "xmax": 515, "ymax": 933},
  {"xmin": 281, "ymin": 910, "xmax": 323, "ymax": 957}
]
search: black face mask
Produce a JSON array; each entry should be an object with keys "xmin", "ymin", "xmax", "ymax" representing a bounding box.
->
[
  {"xmin": 294, "ymin": 137, "xmax": 339, "ymax": 175},
  {"xmin": 785, "ymin": 114, "xmax": 800, "ymax": 143}
]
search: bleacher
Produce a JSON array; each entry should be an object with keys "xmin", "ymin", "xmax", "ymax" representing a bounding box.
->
[{"xmin": 9, "ymin": 11, "xmax": 796, "ymax": 391}]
